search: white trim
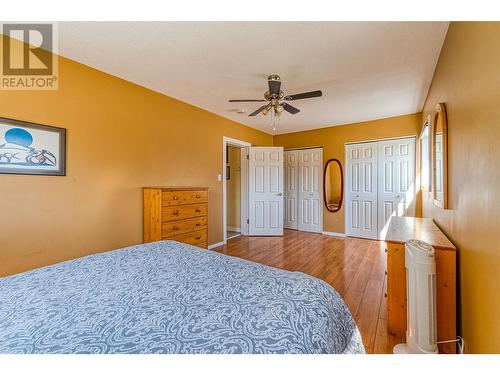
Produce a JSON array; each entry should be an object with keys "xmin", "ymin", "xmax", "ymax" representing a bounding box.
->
[
  {"xmin": 344, "ymin": 135, "xmax": 416, "ymax": 146},
  {"xmin": 227, "ymin": 233, "xmax": 241, "ymax": 240},
  {"xmin": 322, "ymin": 231, "xmax": 346, "ymax": 237},
  {"xmin": 223, "ymin": 136, "xmax": 251, "ymax": 148},
  {"xmin": 240, "ymin": 147, "xmax": 249, "ymax": 237},
  {"xmin": 222, "ymin": 136, "xmax": 251, "ymax": 245},
  {"xmin": 227, "ymin": 226, "xmax": 241, "ymax": 232},
  {"xmin": 208, "ymin": 241, "xmax": 224, "ymax": 250},
  {"xmin": 284, "ymin": 145, "xmax": 323, "ymax": 151}
]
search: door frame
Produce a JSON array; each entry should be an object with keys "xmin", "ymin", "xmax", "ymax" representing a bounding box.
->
[
  {"xmin": 344, "ymin": 135, "xmax": 416, "ymax": 240},
  {"xmin": 222, "ymin": 136, "xmax": 251, "ymax": 245}
]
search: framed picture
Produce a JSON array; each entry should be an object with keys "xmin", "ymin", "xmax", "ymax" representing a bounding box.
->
[{"xmin": 0, "ymin": 117, "xmax": 66, "ymax": 176}]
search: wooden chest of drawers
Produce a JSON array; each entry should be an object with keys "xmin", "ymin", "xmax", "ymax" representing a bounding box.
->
[{"xmin": 143, "ymin": 187, "xmax": 209, "ymax": 249}]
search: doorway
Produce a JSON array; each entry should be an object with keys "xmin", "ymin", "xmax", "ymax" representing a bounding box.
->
[
  {"xmin": 226, "ymin": 145, "xmax": 242, "ymax": 240},
  {"xmin": 223, "ymin": 137, "xmax": 286, "ymax": 244},
  {"xmin": 222, "ymin": 136, "xmax": 251, "ymax": 245}
]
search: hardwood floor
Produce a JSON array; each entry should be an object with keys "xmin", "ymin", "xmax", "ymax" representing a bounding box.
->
[{"xmin": 212, "ymin": 229, "xmax": 403, "ymax": 354}]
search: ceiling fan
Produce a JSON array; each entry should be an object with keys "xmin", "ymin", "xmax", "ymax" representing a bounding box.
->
[{"xmin": 229, "ymin": 75, "xmax": 322, "ymax": 117}]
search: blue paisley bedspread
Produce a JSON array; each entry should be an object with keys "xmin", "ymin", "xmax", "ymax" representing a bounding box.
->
[{"xmin": 0, "ymin": 241, "xmax": 364, "ymax": 354}]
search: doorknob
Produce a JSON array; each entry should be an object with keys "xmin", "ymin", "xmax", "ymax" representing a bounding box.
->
[
  {"xmin": 277, "ymin": 193, "xmax": 283, "ymax": 196},
  {"xmin": 396, "ymin": 194, "xmax": 401, "ymax": 198}
]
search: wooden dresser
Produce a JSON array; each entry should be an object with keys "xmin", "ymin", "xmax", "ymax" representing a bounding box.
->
[
  {"xmin": 143, "ymin": 187, "xmax": 209, "ymax": 249},
  {"xmin": 384, "ymin": 216, "xmax": 457, "ymax": 353}
]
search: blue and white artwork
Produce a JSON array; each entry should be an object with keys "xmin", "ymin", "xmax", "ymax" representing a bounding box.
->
[{"xmin": 0, "ymin": 117, "xmax": 66, "ymax": 176}]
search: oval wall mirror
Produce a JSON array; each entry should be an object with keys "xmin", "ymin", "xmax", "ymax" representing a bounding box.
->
[{"xmin": 323, "ymin": 159, "xmax": 344, "ymax": 213}]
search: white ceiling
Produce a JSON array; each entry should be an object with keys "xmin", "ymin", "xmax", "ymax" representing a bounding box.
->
[{"xmin": 57, "ymin": 22, "xmax": 449, "ymax": 134}]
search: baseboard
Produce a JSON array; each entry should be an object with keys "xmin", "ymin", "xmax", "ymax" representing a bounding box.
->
[
  {"xmin": 208, "ymin": 241, "xmax": 225, "ymax": 250},
  {"xmin": 227, "ymin": 226, "xmax": 241, "ymax": 232},
  {"xmin": 322, "ymin": 231, "xmax": 346, "ymax": 238}
]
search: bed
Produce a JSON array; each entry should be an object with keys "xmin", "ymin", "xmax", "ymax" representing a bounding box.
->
[{"xmin": 0, "ymin": 241, "xmax": 364, "ymax": 354}]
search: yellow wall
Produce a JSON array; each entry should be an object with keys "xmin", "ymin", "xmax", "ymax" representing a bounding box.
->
[
  {"xmin": 420, "ymin": 22, "xmax": 500, "ymax": 353},
  {"xmin": 226, "ymin": 146, "xmax": 241, "ymax": 229},
  {"xmin": 0, "ymin": 38, "xmax": 272, "ymax": 277},
  {"xmin": 274, "ymin": 113, "xmax": 421, "ymax": 233}
]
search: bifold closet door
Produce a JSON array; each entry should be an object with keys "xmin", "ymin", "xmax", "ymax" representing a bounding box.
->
[
  {"xmin": 345, "ymin": 142, "xmax": 378, "ymax": 239},
  {"xmin": 298, "ymin": 148, "xmax": 323, "ymax": 233},
  {"xmin": 377, "ymin": 138, "xmax": 416, "ymax": 238},
  {"xmin": 284, "ymin": 150, "xmax": 299, "ymax": 230}
]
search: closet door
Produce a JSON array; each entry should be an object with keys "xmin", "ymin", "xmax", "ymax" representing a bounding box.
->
[
  {"xmin": 248, "ymin": 147, "xmax": 284, "ymax": 236},
  {"xmin": 377, "ymin": 138, "xmax": 415, "ymax": 238},
  {"xmin": 284, "ymin": 150, "xmax": 299, "ymax": 230},
  {"xmin": 298, "ymin": 148, "xmax": 323, "ymax": 233},
  {"xmin": 345, "ymin": 142, "xmax": 378, "ymax": 239}
]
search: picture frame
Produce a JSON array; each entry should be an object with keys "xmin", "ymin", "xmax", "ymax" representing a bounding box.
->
[{"xmin": 0, "ymin": 117, "xmax": 66, "ymax": 176}]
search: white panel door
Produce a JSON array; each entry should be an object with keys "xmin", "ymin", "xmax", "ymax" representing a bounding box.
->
[
  {"xmin": 377, "ymin": 139, "xmax": 398, "ymax": 239},
  {"xmin": 298, "ymin": 148, "xmax": 323, "ymax": 233},
  {"xmin": 345, "ymin": 142, "xmax": 378, "ymax": 239},
  {"xmin": 248, "ymin": 147, "xmax": 284, "ymax": 236},
  {"xmin": 395, "ymin": 138, "xmax": 416, "ymax": 219},
  {"xmin": 284, "ymin": 150, "xmax": 299, "ymax": 230},
  {"xmin": 377, "ymin": 138, "xmax": 415, "ymax": 238}
]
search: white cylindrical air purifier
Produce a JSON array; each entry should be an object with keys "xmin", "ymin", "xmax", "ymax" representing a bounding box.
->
[{"xmin": 393, "ymin": 239, "xmax": 438, "ymax": 354}]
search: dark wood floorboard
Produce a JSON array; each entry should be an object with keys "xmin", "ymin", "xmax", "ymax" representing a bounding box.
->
[{"xmin": 212, "ymin": 229, "xmax": 402, "ymax": 354}]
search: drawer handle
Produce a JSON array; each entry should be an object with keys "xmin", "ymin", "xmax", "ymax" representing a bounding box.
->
[
  {"xmin": 172, "ymin": 210, "xmax": 179, "ymax": 216},
  {"xmin": 195, "ymin": 194, "xmax": 201, "ymax": 199},
  {"xmin": 384, "ymin": 293, "xmax": 387, "ymax": 298},
  {"xmin": 173, "ymin": 195, "xmax": 179, "ymax": 200},
  {"xmin": 195, "ymin": 236, "xmax": 201, "ymax": 240},
  {"xmin": 195, "ymin": 209, "xmax": 201, "ymax": 213},
  {"xmin": 172, "ymin": 226, "xmax": 179, "ymax": 231},
  {"xmin": 195, "ymin": 223, "xmax": 201, "ymax": 227},
  {"xmin": 385, "ymin": 270, "xmax": 387, "ymax": 275}
]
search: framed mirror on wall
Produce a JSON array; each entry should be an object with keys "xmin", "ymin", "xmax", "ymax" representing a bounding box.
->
[
  {"xmin": 323, "ymin": 159, "xmax": 343, "ymax": 213},
  {"xmin": 432, "ymin": 103, "xmax": 448, "ymax": 208},
  {"xmin": 419, "ymin": 115, "xmax": 431, "ymax": 191}
]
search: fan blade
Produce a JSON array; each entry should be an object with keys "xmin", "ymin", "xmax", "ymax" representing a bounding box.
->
[
  {"xmin": 229, "ymin": 99, "xmax": 266, "ymax": 102},
  {"xmin": 283, "ymin": 103, "xmax": 300, "ymax": 114},
  {"xmin": 249, "ymin": 105, "xmax": 268, "ymax": 117},
  {"xmin": 285, "ymin": 90, "xmax": 322, "ymax": 101},
  {"xmin": 268, "ymin": 75, "xmax": 281, "ymax": 96}
]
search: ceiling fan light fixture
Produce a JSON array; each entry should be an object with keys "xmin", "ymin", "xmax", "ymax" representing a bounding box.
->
[
  {"xmin": 262, "ymin": 104, "xmax": 272, "ymax": 116},
  {"xmin": 228, "ymin": 75, "xmax": 322, "ymax": 117}
]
